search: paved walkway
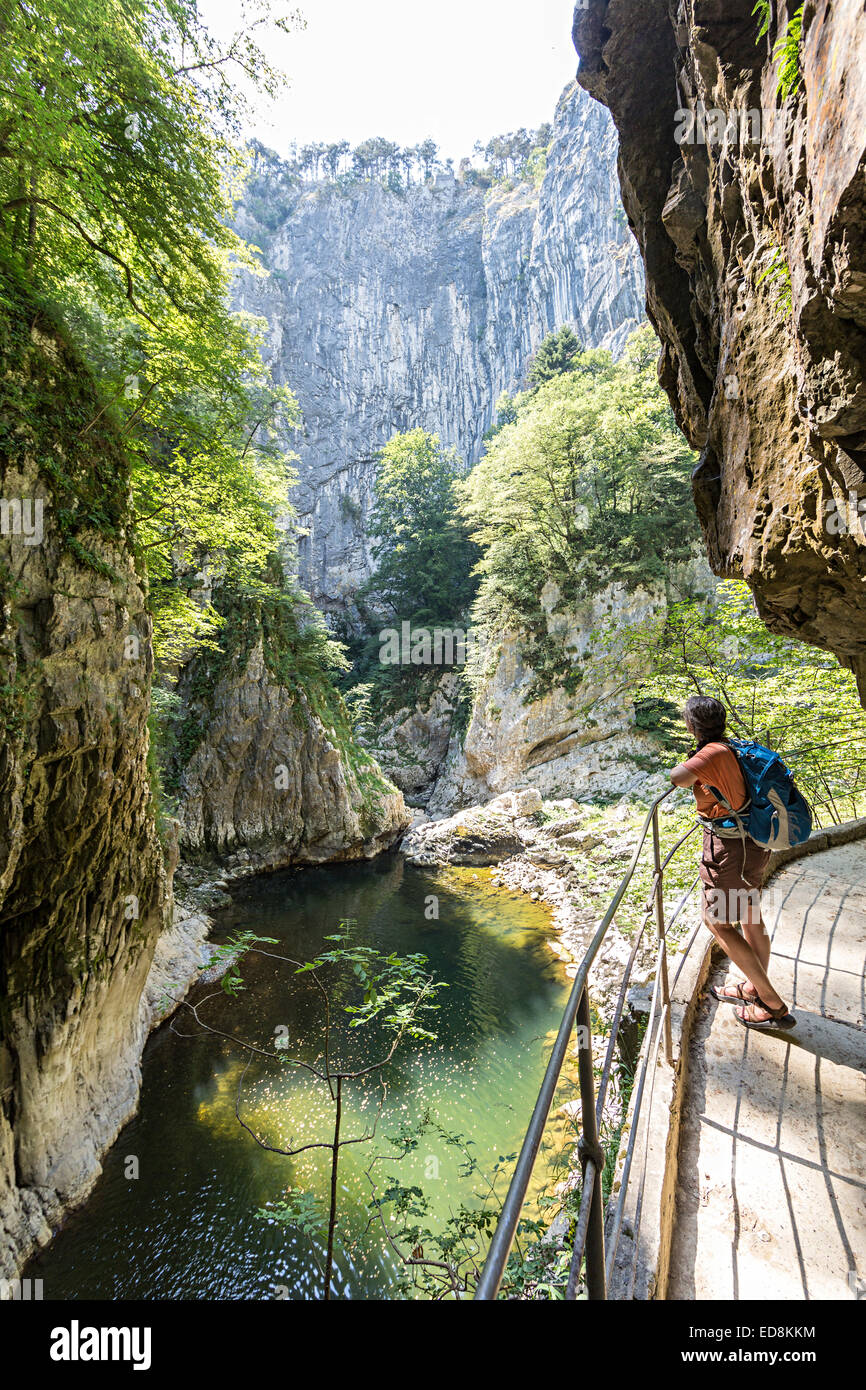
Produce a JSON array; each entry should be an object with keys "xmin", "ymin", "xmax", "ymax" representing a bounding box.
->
[{"xmin": 669, "ymin": 842, "xmax": 866, "ymax": 1300}]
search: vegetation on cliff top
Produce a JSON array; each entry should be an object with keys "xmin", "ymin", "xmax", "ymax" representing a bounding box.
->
[
  {"xmin": 461, "ymin": 323, "xmax": 701, "ymax": 699},
  {"xmin": 243, "ymin": 121, "xmax": 553, "ymax": 210}
]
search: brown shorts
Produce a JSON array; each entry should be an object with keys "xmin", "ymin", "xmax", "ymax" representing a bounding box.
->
[{"xmin": 699, "ymin": 828, "xmax": 771, "ymax": 925}]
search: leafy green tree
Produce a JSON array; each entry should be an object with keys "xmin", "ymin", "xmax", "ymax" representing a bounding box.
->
[
  {"xmin": 341, "ymin": 430, "xmax": 478, "ymax": 716},
  {"xmin": 597, "ymin": 579, "xmax": 866, "ymax": 825},
  {"xmin": 0, "ymin": 0, "xmax": 304, "ymax": 665},
  {"xmin": 173, "ymin": 925, "xmax": 445, "ymax": 1301},
  {"xmin": 362, "ymin": 429, "xmax": 478, "ymax": 628},
  {"xmin": 460, "ymin": 324, "xmax": 699, "ymax": 695},
  {"xmin": 528, "ymin": 326, "xmax": 584, "ymax": 387}
]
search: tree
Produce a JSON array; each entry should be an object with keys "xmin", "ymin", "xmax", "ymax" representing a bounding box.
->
[
  {"xmin": 401, "ymin": 147, "xmax": 417, "ymax": 186},
  {"xmin": 361, "ymin": 429, "xmax": 477, "ymax": 629},
  {"xmin": 417, "ymin": 139, "xmax": 439, "ymax": 180},
  {"xmin": 380, "ymin": 139, "xmax": 402, "ymax": 184},
  {"xmin": 459, "ymin": 324, "xmax": 699, "ymax": 697},
  {"xmin": 0, "ymin": 0, "xmax": 304, "ymax": 666},
  {"xmin": 171, "ymin": 926, "xmax": 445, "ymax": 1300},
  {"xmin": 351, "ymin": 139, "xmax": 374, "ymax": 180},
  {"xmin": 595, "ymin": 580, "xmax": 866, "ymax": 826},
  {"xmin": 324, "ymin": 140, "xmax": 350, "ymax": 179},
  {"xmin": 169, "ymin": 925, "xmax": 577, "ymax": 1300},
  {"xmin": 300, "ymin": 142, "xmax": 327, "ymax": 179},
  {"xmin": 528, "ymin": 326, "xmax": 584, "ymax": 387}
]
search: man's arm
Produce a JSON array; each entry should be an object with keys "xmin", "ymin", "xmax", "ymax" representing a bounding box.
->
[{"xmin": 669, "ymin": 759, "xmax": 699, "ymax": 789}]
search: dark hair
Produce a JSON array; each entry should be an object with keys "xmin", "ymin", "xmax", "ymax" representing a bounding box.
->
[{"xmin": 683, "ymin": 695, "xmax": 727, "ymax": 749}]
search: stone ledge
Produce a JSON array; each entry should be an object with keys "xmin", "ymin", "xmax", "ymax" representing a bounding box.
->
[{"xmin": 605, "ymin": 924, "xmax": 715, "ymax": 1300}]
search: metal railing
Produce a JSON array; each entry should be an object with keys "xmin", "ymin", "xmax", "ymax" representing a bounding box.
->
[{"xmin": 474, "ymin": 788, "xmax": 702, "ymax": 1300}]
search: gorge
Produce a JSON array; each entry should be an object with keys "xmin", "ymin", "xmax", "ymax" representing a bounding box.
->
[
  {"xmin": 1, "ymin": 0, "xmax": 864, "ymax": 1304},
  {"xmin": 233, "ymin": 76, "xmax": 645, "ymax": 613}
]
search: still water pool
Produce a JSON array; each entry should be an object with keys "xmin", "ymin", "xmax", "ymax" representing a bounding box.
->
[{"xmin": 28, "ymin": 854, "xmax": 572, "ymax": 1300}]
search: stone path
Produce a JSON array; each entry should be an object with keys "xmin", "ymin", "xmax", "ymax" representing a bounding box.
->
[{"xmin": 668, "ymin": 842, "xmax": 866, "ymax": 1301}]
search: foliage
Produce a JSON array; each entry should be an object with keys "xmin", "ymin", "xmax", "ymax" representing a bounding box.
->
[
  {"xmin": 471, "ymin": 124, "xmax": 552, "ymax": 187},
  {"xmin": 296, "ymin": 933, "xmax": 442, "ymax": 1041},
  {"xmin": 209, "ymin": 931, "xmax": 278, "ymax": 996},
  {"xmin": 341, "ymin": 429, "xmax": 479, "ymax": 717},
  {"xmin": 527, "ymin": 326, "xmax": 584, "ymax": 388},
  {"xmin": 752, "ymin": 0, "xmax": 772, "ymax": 38},
  {"xmin": 362, "ymin": 429, "xmax": 478, "ymax": 625},
  {"xmin": 159, "ymin": 559, "xmax": 353, "ymax": 791},
  {"xmin": 757, "ymin": 245, "xmax": 793, "ymax": 317},
  {"xmin": 366, "ymin": 1119, "xmax": 572, "ymax": 1300},
  {"xmin": 0, "ymin": 0, "xmax": 305, "ymax": 666},
  {"xmin": 774, "ymin": 5, "xmax": 805, "ymax": 99},
  {"xmin": 173, "ymin": 923, "xmax": 445, "ymax": 1300},
  {"xmin": 594, "ymin": 580, "xmax": 866, "ymax": 825},
  {"xmin": 753, "ymin": 0, "xmax": 804, "ymax": 98},
  {"xmin": 459, "ymin": 323, "xmax": 700, "ymax": 699}
]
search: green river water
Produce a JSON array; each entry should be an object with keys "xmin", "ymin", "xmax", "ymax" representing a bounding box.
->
[{"xmin": 27, "ymin": 854, "xmax": 572, "ymax": 1300}]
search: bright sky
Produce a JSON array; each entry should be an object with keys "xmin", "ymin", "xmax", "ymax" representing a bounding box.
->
[{"xmin": 199, "ymin": 0, "xmax": 579, "ymax": 162}]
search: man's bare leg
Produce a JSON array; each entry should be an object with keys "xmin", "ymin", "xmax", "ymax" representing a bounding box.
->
[
  {"xmin": 715, "ymin": 894, "xmax": 770, "ymax": 1000},
  {"xmin": 704, "ymin": 898, "xmax": 787, "ymax": 1020}
]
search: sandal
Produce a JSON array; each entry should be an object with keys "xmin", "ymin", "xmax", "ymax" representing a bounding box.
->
[
  {"xmin": 710, "ymin": 982, "xmax": 757, "ymax": 1006},
  {"xmin": 735, "ymin": 995, "xmax": 796, "ymax": 1030}
]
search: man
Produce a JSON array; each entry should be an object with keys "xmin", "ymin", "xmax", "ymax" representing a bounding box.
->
[{"xmin": 669, "ymin": 695, "xmax": 795, "ymax": 1030}]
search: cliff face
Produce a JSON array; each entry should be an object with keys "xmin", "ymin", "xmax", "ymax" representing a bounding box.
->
[
  {"xmin": 234, "ymin": 79, "xmax": 644, "ymax": 612},
  {"xmin": 0, "ymin": 288, "xmax": 166, "ymax": 1280},
  {"xmin": 574, "ymin": 0, "xmax": 866, "ymax": 695},
  {"xmin": 426, "ymin": 561, "xmax": 714, "ymax": 813},
  {"xmin": 176, "ymin": 637, "xmax": 409, "ymax": 871}
]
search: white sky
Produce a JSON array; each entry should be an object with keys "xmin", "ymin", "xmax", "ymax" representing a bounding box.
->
[{"xmin": 199, "ymin": 0, "xmax": 579, "ymax": 162}]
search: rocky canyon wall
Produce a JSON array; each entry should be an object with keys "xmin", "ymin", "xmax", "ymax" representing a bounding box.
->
[
  {"xmin": 573, "ymin": 0, "xmax": 866, "ymax": 695},
  {"xmin": 0, "ymin": 281, "xmax": 166, "ymax": 1280},
  {"xmin": 175, "ymin": 634, "xmax": 409, "ymax": 873},
  {"xmin": 233, "ymin": 79, "xmax": 645, "ymax": 613}
]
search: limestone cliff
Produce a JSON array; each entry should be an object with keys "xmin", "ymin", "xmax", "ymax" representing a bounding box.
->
[
  {"xmin": 427, "ymin": 562, "xmax": 714, "ymax": 813},
  {"xmin": 233, "ymin": 79, "xmax": 644, "ymax": 612},
  {"xmin": 175, "ymin": 634, "xmax": 409, "ymax": 872},
  {"xmin": 0, "ymin": 280, "xmax": 166, "ymax": 1280},
  {"xmin": 573, "ymin": 0, "xmax": 866, "ymax": 695}
]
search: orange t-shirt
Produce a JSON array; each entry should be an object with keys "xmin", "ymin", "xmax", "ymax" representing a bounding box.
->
[{"xmin": 683, "ymin": 741, "xmax": 748, "ymax": 819}]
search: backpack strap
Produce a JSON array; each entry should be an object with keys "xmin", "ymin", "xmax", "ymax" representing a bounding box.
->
[{"xmin": 701, "ymin": 784, "xmax": 756, "ymax": 887}]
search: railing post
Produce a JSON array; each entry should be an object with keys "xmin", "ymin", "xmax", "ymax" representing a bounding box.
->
[
  {"xmin": 652, "ymin": 806, "xmax": 674, "ymax": 1064},
  {"xmin": 576, "ymin": 985, "xmax": 606, "ymax": 1299}
]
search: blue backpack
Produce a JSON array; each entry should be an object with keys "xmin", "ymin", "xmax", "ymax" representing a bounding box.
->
[{"xmin": 705, "ymin": 739, "xmax": 813, "ymax": 850}]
